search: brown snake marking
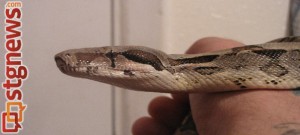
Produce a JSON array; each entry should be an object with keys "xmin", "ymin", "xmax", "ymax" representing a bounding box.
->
[
  {"xmin": 105, "ymin": 50, "xmax": 117, "ymax": 68},
  {"xmin": 121, "ymin": 50, "xmax": 166, "ymax": 71},
  {"xmin": 194, "ymin": 66, "xmax": 223, "ymax": 75},
  {"xmin": 168, "ymin": 54, "xmax": 220, "ymax": 66}
]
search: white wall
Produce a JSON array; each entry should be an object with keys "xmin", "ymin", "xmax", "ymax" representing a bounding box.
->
[
  {"xmin": 113, "ymin": 0, "xmax": 165, "ymax": 134},
  {"xmin": 0, "ymin": 0, "xmax": 113, "ymax": 135},
  {"xmin": 0, "ymin": 0, "xmax": 290, "ymax": 135}
]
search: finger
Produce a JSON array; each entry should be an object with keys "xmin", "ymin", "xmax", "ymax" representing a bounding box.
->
[
  {"xmin": 187, "ymin": 37, "xmax": 244, "ymax": 133},
  {"xmin": 171, "ymin": 93, "xmax": 189, "ymax": 105},
  {"xmin": 148, "ymin": 96, "xmax": 189, "ymax": 129},
  {"xmin": 186, "ymin": 37, "xmax": 243, "ymax": 54},
  {"xmin": 187, "ymin": 36, "xmax": 243, "ymax": 108},
  {"xmin": 170, "ymin": 37, "xmax": 242, "ymax": 118},
  {"xmin": 132, "ymin": 117, "xmax": 172, "ymax": 135}
]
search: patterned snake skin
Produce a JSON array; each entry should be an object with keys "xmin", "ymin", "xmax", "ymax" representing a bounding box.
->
[{"xmin": 55, "ymin": 36, "xmax": 300, "ymax": 135}]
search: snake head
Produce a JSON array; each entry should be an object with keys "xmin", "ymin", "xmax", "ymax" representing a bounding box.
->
[
  {"xmin": 55, "ymin": 47, "xmax": 116, "ymax": 78},
  {"xmin": 54, "ymin": 46, "xmax": 175, "ymax": 92}
]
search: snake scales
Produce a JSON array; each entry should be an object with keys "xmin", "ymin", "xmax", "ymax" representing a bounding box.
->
[{"xmin": 55, "ymin": 36, "xmax": 300, "ymax": 135}]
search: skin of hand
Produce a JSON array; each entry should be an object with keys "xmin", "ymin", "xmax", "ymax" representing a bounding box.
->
[{"xmin": 132, "ymin": 37, "xmax": 300, "ymax": 135}]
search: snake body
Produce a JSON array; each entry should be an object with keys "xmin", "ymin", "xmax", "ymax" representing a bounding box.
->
[{"xmin": 55, "ymin": 36, "xmax": 300, "ymax": 135}]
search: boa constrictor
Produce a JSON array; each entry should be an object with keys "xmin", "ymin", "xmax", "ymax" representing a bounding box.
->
[{"xmin": 55, "ymin": 36, "xmax": 300, "ymax": 135}]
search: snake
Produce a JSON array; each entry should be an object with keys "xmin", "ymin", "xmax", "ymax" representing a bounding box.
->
[{"xmin": 55, "ymin": 36, "xmax": 300, "ymax": 135}]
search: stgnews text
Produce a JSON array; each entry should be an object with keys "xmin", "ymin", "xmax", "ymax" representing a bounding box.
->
[{"xmin": 1, "ymin": 1, "xmax": 27, "ymax": 134}]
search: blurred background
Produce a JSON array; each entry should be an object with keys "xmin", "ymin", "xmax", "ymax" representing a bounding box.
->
[{"xmin": 0, "ymin": 0, "xmax": 289, "ymax": 135}]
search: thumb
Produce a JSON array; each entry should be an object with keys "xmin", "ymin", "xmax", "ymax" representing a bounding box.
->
[
  {"xmin": 185, "ymin": 37, "xmax": 243, "ymax": 133},
  {"xmin": 186, "ymin": 37, "xmax": 243, "ymax": 54}
]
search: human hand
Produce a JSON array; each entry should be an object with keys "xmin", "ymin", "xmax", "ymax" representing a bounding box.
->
[{"xmin": 132, "ymin": 37, "xmax": 300, "ymax": 135}]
